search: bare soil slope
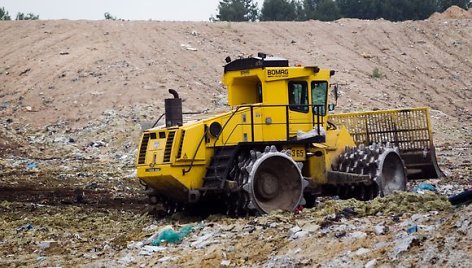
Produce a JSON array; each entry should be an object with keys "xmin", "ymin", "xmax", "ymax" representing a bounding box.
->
[{"xmin": 1, "ymin": 19, "xmax": 471, "ymax": 128}]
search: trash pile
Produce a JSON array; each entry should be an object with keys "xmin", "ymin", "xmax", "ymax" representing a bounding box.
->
[{"xmin": 1, "ymin": 16, "xmax": 471, "ymax": 267}]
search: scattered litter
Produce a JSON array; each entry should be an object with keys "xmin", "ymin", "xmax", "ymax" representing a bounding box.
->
[
  {"xmin": 288, "ymin": 226, "xmax": 302, "ymax": 239},
  {"xmin": 220, "ymin": 259, "xmax": 231, "ymax": 267},
  {"xmin": 354, "ymin": 247, "xmax": 370, "ymax": 256},
  {"xmin": 412, "ymin": 183, "xmax": 437, "ymax": 193},
  {"xmin": 374, "ymin": 223, "xmax": 387, "ymax": 235},
  {"xmin": 16, "ymin": 224, "xmax": 33, "ymax": 233},
  {"xmin": 138, "ymin": 245, "xmax": 166, "ymax": 256},
  {"xmin": 406, "ymin": 224, "xmax": 418, "ymax": 234},
  {"xmin": 39, "ymin": 240, "xmax": 58, "ymax": 250},
  {"xmin": 180, "ymin": 43, "xmax": 197, "ymax": 51},
  {"xmin": 158, "ymin": 256, "xmax": 178, "ymax": 263},
  {"xmin": 390, "ymin": 235, "xmax": 418, "ymax": 260},
  {"xmin": 347, "ymin": 231, "xmax": 367, "ymax": 240},
  {"xmin": 118, "ymin": 254, "xmax": 135, "ymax": 265},
  {"xmin": 190, "ymin": 231, "xmax": 215, "ymax": 249},
  {"xmin": 26, "ymin": 162, "xmax": 38, "ymax": 171},
  {"xmin": 448, "ymin": 189, "xmax": 472, "ymax": 206},
  {"xmin": 365, "ymin": 259, "xmax": 377, "ymax": 268},
  {"xmin": 150, "ymin": 225, "xmax": 193, "ymax": 246},
  {"xmin": 88, "ymin": 141, "xmax": 107, "ymax": 148}
]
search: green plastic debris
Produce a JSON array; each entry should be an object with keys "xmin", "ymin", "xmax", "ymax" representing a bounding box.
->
[{"xmin": 151, "ymin": 225, "xmax": 193, "ymax": 246}]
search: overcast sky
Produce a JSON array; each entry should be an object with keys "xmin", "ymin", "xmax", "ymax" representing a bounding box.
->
[{"xmin": 1, "ymin": 0, "xmax": 266, "ymax": 21}]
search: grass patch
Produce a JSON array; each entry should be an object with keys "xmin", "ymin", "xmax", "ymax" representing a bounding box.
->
[{"xmin": 371, "ymin": 67, "xmax": 382, "ymax": 79}]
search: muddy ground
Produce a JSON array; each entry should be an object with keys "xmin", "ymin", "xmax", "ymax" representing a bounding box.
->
[{"xmin": 1, "ymin": 6, "xmax": 472, "ymax": 267}]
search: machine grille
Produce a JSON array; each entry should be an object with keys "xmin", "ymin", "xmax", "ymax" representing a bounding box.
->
[
  {"xmin": 138, "ymin": 133, "xmax": 150, "ymax": 164},
  {"xmin": 176, "ymin": 130, "xmax": 185, "ymax": 159},
  {"xmin": 163, "ymin": 131, "xmax": 176, "ymax": 162}
]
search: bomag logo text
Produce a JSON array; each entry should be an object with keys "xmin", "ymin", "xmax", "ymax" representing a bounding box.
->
[{"xmin": 267, "ymin": 69, "xmax": 289, "ymax": 78}]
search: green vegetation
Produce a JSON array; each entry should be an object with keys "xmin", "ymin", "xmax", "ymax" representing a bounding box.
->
[
  {"xmin": 215, "ymin": 0, "xmax": 471, "ymax": 22},
  {"xmin": 0, "ymin": 7, "xmax": 11, "ymax": 20},
  {"xmin": 214, "ymin": 0, "xmax": 259, "ymax": 21},
  {"xmin": 1, "ymin": 7, "xmax": 39, "ymax": 20},
  {"xmin": 371, "ymin": 67, "xmax": 382, "ymax": 79},
  {"xmin": 104, "ymin": 12, "xmax": 117, "ymax": 20},
  {"xmin": 260, "ymin": 0, "xmax": 302, "ymax": 21},
  {"xmin": 15, "ymin": 12, "xmax": 39, "ymax": 20}
]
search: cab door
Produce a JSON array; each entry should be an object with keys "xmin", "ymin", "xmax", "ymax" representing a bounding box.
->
[
  {"xmin": 311, "ymin": 81, "xmax": 328, "ymax": 127},
  {"xmin": 288, "ymin": 81, "xmax": 312, "ymax": 136}
]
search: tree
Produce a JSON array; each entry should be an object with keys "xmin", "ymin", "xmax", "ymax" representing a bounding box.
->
[
  {"xmin": 303, "ymin": 0, "xmax": 340, "ymax": 21},
  {"xmin": 104, "ymin": 12, "xmax": 117, "ymax": 20},
  {"xmin": 337, "ymin": 0, "xmax": 439, "ymax": 21},
  {"xmin": 215, "ymin": 0, "xmax": 259, "ymax": 21},
  {"xmin": 337, "ymin": 0, "xmax": 383, "ymax": 20},
  {"xmin": 0, "ymin": 6, "xmax": 11, "ymax": 20},
  {"xmin": 260, "ymin": 0, "xmax": 302, "ymax": 21},
  {"xmin": 16, "ymin": 12, "xmax": 39, "ymax": 20},
  {"xmin": 437, "ymin": 0, "xmax": 471, "ymax": 11},
  {"xmin": 380, "ymin": 0, "xmax": 437, "ymax": 21}
]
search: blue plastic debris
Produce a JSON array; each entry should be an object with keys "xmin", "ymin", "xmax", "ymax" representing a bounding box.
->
[
  {"xmin": 16, "ymin": 223, "xmax": 33, "ymax": 233},
  {"xmin": 406, "ymin": 224, "xmax": 418, "ymax": 234},
  {"xmin": 26, "ymin": 162, "xmax": 38, "ymax": 170},
  {"xmin": 412, "ymin": 183, "xmax": 436, "ymax": 193}
]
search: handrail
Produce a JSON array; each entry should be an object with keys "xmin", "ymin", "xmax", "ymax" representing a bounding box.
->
[
  {"xmin": 182, "ymin": 104, "xmax": 325, "ymax": 176},
  {"xmin": 182, "ymin": 126, "xmax": 210, "ymax": 175},
  {"xmin": 151, "ymin": 113, "xmax": 166, "ymax": 128},
  {"xmin": 212, "ymin": 106, "xmax": 244, "ymax": 148},
  {"xmin": 182, "ymin": 106, "xmax": 243, "ymax": 176},
  {"xmin": 214, "ymin": 104, "xmax": 325, "ymax": 147}
]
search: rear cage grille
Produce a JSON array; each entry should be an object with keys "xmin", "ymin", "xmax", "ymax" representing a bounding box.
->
[{"xmin": 329, "ymin": 109, "xmax": 432, "ymax": 152}]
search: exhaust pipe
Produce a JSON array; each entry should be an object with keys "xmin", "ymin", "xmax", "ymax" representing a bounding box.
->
[{"xmin": 164, "ymin": 89, "xmax": 183, "ymax": 127}]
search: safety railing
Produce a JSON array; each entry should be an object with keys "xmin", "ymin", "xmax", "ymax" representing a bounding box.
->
[
  {"xmin": 214, "ymin": 104, "xmax": 325, "ymax": 146},
  {"xmin": 183, "ymin": 104, "xmax": 325, "ymax": 175}
]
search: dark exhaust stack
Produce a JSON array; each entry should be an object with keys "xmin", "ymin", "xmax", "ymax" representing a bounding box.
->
[{"xmin": 165, "ymin": 89, "xmax": 183, "ymax": 127}]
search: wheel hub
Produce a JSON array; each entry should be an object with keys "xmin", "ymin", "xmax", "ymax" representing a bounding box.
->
[{"xmin": 255, "ymin": 171, "xmax": 279, "ymax": 199}]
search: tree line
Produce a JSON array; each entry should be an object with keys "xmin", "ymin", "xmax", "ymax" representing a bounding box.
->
[
  {"xmin": 0, "ymin": 7, "xmax": 39, "ymax": 20},
  {"xmin": 214, "ymin": 0, "xmax": 471, "ymax": 22}
]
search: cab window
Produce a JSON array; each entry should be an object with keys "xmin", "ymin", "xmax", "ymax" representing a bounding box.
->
[
  {"xmin": 256, "ymin": 83, "xmax": 263, "ymax": 103},
  {"xmin": 312, "ymin": 81, "xmax": 328, "ymax": 116},
  {"xmin": 288, "ymin": 81, "xmax": 308, "ymax": 113}
]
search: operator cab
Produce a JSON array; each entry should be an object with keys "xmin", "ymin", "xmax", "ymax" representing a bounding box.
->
[
  {"xmin": 222, "ymin": 53, "xmax": 335, "ymax": 142},
  {"xmin": 223, "ymin": 54, "xmax": 332, "ymax": 114}
]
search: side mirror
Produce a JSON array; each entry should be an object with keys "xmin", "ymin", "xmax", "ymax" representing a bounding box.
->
[
  {"xmin": 333, "ymin": 84, "xmax": 339, "ymax": 105},
  {"xmin": 328, "ymin": 104, "xmax": 336, "ymax": 111}
]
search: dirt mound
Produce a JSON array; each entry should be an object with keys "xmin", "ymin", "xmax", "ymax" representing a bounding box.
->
[
  {"xmin": 430, "ymin": 5, "xmax": 472, "ymax": 20},
  {"xmin": 1, "ymin": 19, "xmax": 472, "ymax": 132}
]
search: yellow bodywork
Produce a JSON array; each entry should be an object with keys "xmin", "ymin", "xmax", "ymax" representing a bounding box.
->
[{"xmin": 136, "ymin": 58, "xmax": 440, "ymax": 202}]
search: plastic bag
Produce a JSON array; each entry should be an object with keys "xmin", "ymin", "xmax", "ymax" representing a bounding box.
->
[{"xmin": 151, "ymin": 225, "xmax": 193, "ymax": 246}]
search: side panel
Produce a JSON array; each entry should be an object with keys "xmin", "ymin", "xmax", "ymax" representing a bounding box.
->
[{"xmin": 308, "ymin": 126, "xmax": 356, "ymax": 184}]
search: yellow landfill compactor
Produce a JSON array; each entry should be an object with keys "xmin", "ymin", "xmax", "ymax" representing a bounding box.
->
[{"xmin": 136, "ymin": 54, "xmax": 443, "ymax": 215}]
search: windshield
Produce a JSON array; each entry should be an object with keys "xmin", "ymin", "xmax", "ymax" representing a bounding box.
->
[{"xmin": 311, "ymin": 81, "xmax": 328, "ymax": 116}]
